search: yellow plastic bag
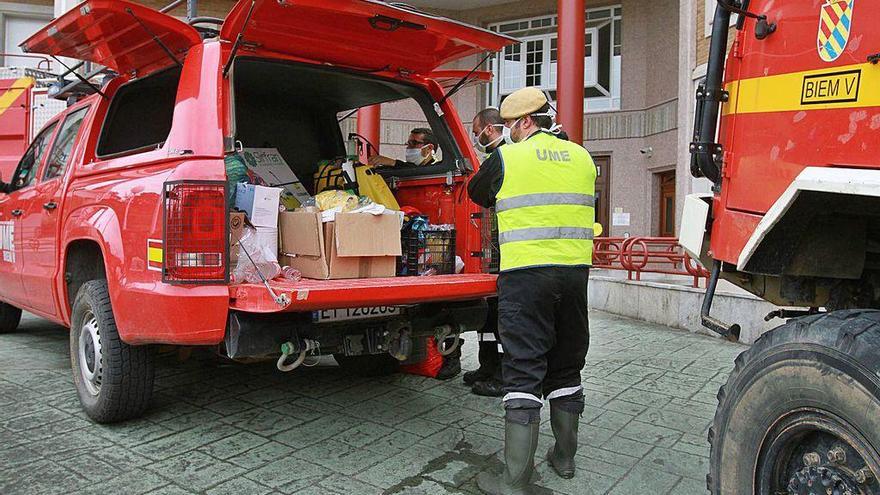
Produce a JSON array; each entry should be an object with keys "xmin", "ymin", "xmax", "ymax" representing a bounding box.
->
[
  {"xmin": 355, "ymin": 165, "xmax": 400, "ymax": 211},
  {"xmin": 315, "ymin": 190, "xmax": 359, "ymax": 212},
  {"xmin": 314, "ymin": 160, "xmax": 353, "ymax": 194}
]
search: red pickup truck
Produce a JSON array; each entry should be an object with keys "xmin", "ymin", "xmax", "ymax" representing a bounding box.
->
[{"xmin": 0, "ymin": 0, "xmax": 514, "ymax": 423}]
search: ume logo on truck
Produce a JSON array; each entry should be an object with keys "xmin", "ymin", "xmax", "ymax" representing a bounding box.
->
[{"xmin": 817, "ymin": 0, "xmax": 855, "ymax": 62}]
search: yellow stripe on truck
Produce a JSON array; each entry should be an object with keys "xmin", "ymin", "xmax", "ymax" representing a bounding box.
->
[
  {"xmin": 148, "ymin": 246, "xmax": 163, "ymax": 264},
  {"xmin": 722, "ymin": 62, "xmax": 880, "ymax": 115},
  {"xmin": 0, "ymin": 77, "xmax": 34, "ymax": 118}
]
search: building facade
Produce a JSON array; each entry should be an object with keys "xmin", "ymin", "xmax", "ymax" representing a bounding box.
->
[{"xmin": 6, "ymin": 0, "xmax": 720, "ymax": 238}]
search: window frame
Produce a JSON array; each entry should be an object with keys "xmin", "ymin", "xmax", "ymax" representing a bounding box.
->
[
  {"xmin": 487, "ymin": 6, "xmax": 622, "ymax": 113},
  {"xmin": 94, "ymin": 66, "xmax": 182, "ymax": 160},
  {"xmin": 9, "ymin": 120, "xmax": 58, "ymax": 192},
  {"xmin": 704, "ymin": 0, "xmax": 737, "ymax": 38},
  {"xmin": 42, "ymin": 105, "xmax": 91, "ymax": 182}
]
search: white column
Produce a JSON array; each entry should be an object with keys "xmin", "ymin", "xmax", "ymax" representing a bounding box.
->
[{"xmin": 676, "ymin": 0, "xmax": 699, "ymax": 232}]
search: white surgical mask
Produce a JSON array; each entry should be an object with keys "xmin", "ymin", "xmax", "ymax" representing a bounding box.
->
[
  {"xmin": 473, "ymin": 124, "xmax": 504, "ymax": 153},
  {"xmin": 405, "ymin": 145, "xmax": 430, "ymax": 165},
  {"xmin": 502, "ymin": 118, "xmax": 523, "ymax": 144}
]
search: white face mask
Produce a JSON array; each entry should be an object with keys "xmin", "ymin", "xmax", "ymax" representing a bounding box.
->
[
  {"xmin": 405, "ymin": 145, "xmax": 430, "ymax": 165},
  {"xmin": 502, "ymin": 118, "xmax": 523, "ymax": 145},
  {"xmin": 473, "ymin": 124, "xmax": 504, "ymax": 153},
  {"xmin": 503, "ymin": 114, "xmax": 563, "ymax": 144}
]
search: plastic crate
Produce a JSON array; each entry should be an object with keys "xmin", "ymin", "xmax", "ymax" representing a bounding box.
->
[{"xmin": 399, "ymin": 228, "xmax": 456, "ymax": 276}]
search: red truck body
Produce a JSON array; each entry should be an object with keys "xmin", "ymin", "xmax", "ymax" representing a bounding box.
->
[
  {"xmin": 1, "ymin": 1, "xmax": 511, "ymax": 350},
  {"xmin": 709, "ymin": 0, "xmax": 880, "ymax": 267},
  {"xmin": 683, "ymin": 3, "xmax": 880, "ymax": 493}
]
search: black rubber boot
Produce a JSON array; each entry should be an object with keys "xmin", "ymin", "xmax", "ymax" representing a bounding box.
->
[
  {"xmin": 435, "ymin": 338, "xmax": 462, "ymax": 380},
  {"xmin": 477, "ymin": 420, "xmax": 539, "ymax": 495},
  {"xmin": 463, "ymin": 341, "xmax": 497, "ymax": 385},
  {"xmin": 472, "ymin": 379, "xmax": 504, "ymax": 397},
  {"xmin": 546, "ymin": 405, "xmax": 579, "ymax": 479}
]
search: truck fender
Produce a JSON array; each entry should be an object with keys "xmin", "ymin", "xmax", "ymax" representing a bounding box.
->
[
  {"xmin": 59, "ymin": 205, "xmax": 124, "ymax": 326},
  {"xmin": 738, "ymin": 166, "xmax": 880, "ymax": 275}
]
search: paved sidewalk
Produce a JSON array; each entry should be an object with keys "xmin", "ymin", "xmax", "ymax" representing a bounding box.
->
[{"xmin": 0, "ymin": 311, "xmax": 746, "ymax": 495}]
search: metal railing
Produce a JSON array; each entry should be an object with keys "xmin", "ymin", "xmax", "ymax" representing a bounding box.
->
[{"xmin": 593, "ymin": 236, "xmax": 710, "ymax": 288}]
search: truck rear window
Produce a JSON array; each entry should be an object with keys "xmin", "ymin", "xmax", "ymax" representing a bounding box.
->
[{"xmin": 96, "ymin": 67, "xmax": 182, "ymax": 157}]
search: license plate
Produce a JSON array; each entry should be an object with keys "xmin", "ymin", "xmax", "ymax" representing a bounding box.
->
[{"xmin": 314, "ymin": 306, "xmax": 401, "ymax": 323}]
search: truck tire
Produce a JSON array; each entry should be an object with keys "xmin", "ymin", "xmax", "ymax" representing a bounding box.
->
[
  {"xmin": 708, "ymin": 310, "xmax": 880, "ymax": 494},
  {"xmin": 69, "ymin": 280, "xmax": 155, "ymax": 423},
  {"xmin": 0, "ymin": 302, "xmax": 21, "ymax": 333},
  {"xmin": 333, "ymin": 353, "xmax": 399, "ymax": 376}
]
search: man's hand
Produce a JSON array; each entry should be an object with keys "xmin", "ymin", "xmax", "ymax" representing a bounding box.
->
[{"xmin": 368, "ymin": 155, "xmax": 396, "ymax": 167}]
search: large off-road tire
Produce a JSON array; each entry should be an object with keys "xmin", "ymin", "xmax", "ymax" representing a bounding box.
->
[
  {"xmin": 333, "ymin": 353, "xmax": 399, "ymax": 376},
  {"xmin": 70, "ymin": 280, "xmax": 155, "ymax": 423},
  {"xmin": 709, "ymin": 310, "xmax": 880, "ymax": 494},
  {"xmin": 0, "ymin": 301, "xmax": 21, "ymax": 333}
]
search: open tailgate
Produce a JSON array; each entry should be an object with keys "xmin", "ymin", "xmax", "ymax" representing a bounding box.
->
[
  {"xmin": 230, "ymin": 274, "xmax": 498, "ymax": 313},
  {"xmin": 221, "ymin": 0, "xmax": 517, "ymax": 74},
  {"xmin": 20, "ymin": 0, "xmax": 202, "ymax": 77}
]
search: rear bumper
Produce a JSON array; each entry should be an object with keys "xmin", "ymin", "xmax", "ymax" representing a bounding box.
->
[
  {"xmin": 225, "ymin": 298, "xmax": 489, "ymax": 359},
  {"xmin": 228, "ymin": 274, "xmax": 498, "ymax": 313}
]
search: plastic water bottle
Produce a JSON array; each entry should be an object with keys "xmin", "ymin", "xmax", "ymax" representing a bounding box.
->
[{"xmin": 281, "ymin": 266, "xmax": 302, "ymax": 282}]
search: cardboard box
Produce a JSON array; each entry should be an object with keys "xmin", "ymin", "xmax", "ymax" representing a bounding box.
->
[
  {"xmin": 229, "ymin": 212, "xmax": 246, "ymax": 264},
  {"xmin": 279, "ymin": 211, "xmax": 401, "ymax": 279},
  {"xmin": 235, "ymin": 184, "xmax": 282, "ymax": 228},
  {"xmin": 240, "ymin": 148, "xmax": 312, "ymax": 205}
]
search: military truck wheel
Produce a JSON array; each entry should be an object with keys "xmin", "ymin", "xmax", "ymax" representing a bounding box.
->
[
  {"xmin": 708, "ymin": 310, "xmax": 880, "ymax": 494},
  {"xmin": 70, "ymin": 280, "xmax": 155, "ymax": 423},
  {"xmin": 0, "ymin": 301, "xmax": 22, "ymax": 333},
  {"xmin": 333, "ymin": 353, "xmax": 399, "ymax": 376}
]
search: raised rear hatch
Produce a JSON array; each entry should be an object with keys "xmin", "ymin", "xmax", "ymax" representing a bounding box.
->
[
  {"xmin": 20, "ymin": 0, "xmax": 202, "ymax": 77},
  {"xmin": 221, "ymin": 0, "xmax": 516, "ymax": 74}
]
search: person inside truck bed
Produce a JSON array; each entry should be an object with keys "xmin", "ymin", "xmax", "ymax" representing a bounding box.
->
[{"xmin": 368, "ymin": 128, "xmax": 438, "ymax": 168}]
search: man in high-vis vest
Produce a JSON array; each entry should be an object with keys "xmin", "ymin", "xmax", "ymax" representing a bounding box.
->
[{"xmin": 468, "ymin": 87, "xmax": 596, "ymax": 494}]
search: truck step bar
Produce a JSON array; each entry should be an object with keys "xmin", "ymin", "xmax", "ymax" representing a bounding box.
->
[{"xmin": 701, "ymin": 260, "xmax": 741, "ymax": 342}]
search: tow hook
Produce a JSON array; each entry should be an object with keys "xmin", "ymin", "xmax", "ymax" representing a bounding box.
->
[
  {"xmin": 277, "ymin": 339, "xmax": 319, "ymax": 372},
  {"xmin": 434, "ymin": 324, "xmax": 463, "ymax": 356}
]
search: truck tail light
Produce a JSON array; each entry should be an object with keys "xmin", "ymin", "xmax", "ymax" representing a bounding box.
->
[{"xmin": 163, "ymin": 181, "xmax": 228, "ymax": 284}]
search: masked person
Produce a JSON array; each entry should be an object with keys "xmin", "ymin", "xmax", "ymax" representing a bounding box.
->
[
  {"xmin": 369, "ymin": 128, "xmax": 438, "ymax": 168},
  {"xmin": 468, "ymin": 87, "xmax": 597, "ymax": 494},
  {"xmin": 463, "ymin": 108, "xmax": 506, "ymax": 398}
]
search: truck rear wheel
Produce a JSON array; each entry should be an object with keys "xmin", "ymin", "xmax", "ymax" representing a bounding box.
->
[
  {"xmin": 70, "ymin": 280, "xmax": 155, "ymax": 423},
  {"xmin": 708, "ymin": 310, "xmax": 880, "ymax": 494},
  {"xmin": 0, "ymin": 301, "xmax": 21, "ymax": 333}
]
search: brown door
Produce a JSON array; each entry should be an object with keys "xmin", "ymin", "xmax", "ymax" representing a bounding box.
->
[
  {"xmin": 659, "ymin": 170, "xmax": 676, "ymax": 237},
  {"xmin": 593, "ymin": 156, "xmax": 610, "ymax": 236}
]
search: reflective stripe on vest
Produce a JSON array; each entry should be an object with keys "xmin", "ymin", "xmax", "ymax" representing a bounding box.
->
[
  {"xmin": 495, "ymin": 193, "xmax": 595, "ymax": 213},
  {"xmin": 499, "ymin": 226, "xmax": 594, "ymax": 245},
  {"xmin": 496, "ymin": 132, "xmax": 597, "ymax": 272}
]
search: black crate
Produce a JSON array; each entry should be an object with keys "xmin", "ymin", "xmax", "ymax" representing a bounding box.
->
[{"xmin": 399, "ymin": 228, "xmax": 456, "ymax": 276}]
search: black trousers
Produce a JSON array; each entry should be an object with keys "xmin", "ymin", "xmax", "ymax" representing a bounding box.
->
[{"xmin": 497, "ymin": 266, "xmax": 590, "ymax": 410}]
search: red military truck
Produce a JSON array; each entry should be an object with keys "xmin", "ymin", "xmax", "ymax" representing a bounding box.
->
[
  {"xmin": 0, "ymin": 0, "xmax": 514, "ymax": 423},
  {"xmin": 682, "ymin": 0, "xmax": 880, "ymax": 493}
]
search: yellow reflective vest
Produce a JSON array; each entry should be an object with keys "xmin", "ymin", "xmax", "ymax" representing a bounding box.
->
[{"xmin": 496, "ymin": 132, "xmax": 597, "ymax": 272}]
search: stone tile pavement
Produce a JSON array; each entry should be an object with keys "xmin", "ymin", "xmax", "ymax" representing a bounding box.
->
[{"xmin": 0, "ymin": 311, "xmax": 747, "ymax": 494}]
